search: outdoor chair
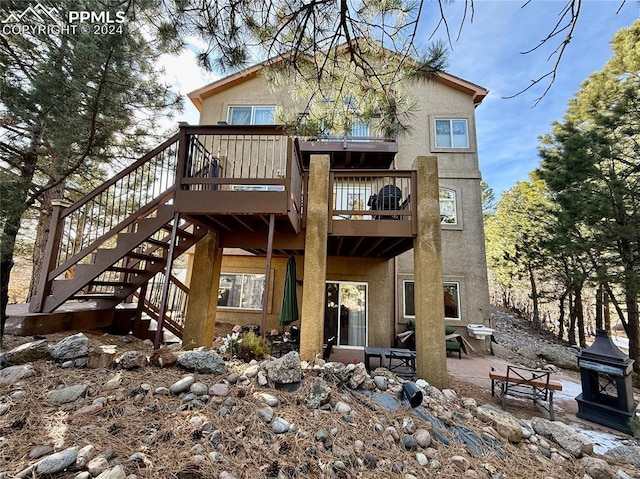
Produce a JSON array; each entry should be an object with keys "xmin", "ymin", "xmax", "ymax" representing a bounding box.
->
[
  {"xmin": 445, "ymin": 325, "xmax": 462, "ymax": 359},
  {"xmin": 369, "ymin": 184, "xmax": 403, "ymax": 220}
]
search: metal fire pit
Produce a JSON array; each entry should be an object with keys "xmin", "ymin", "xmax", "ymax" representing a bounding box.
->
[{"xmin": 576, "ymin": 329, "xmax": 636, "ymax": 435}]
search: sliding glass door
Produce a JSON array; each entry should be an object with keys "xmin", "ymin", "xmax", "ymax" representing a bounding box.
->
[{"xmin": 324, "ymin": 282, "xmax": 367, "ymax": 347}]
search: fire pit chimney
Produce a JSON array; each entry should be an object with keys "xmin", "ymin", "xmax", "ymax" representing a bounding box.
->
[{"xmin": 576, "ymin": 329, "xmax": 636, "ymax": 434}]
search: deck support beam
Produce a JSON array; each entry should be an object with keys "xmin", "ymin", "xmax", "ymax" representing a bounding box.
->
[
  {"xmin": 412, "ymin": 156, "xmax": 447, "ymax": 389},
  {"xmin": 299, "ymin": 155, "xmax": 330, "ymax": 362},
  {"xmin": 261, "ymin": 214, "xmax": 275, "ymax": 338},
  {"xmin": 154, "ymin": 212, "xmax": 180, "ymax": 348}
]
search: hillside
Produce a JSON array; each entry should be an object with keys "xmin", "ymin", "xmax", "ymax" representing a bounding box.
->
[{"xmin": 0, "ymin": 310, "xmax": 638, "ymax": 479}]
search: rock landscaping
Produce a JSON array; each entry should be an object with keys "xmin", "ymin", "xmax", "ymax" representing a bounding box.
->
[{"xmin": 0, "ymin": 324, "xmax": 638, "ymax": 479}]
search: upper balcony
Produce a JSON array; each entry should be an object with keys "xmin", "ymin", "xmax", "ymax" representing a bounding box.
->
[
  {"xmin": 173, "ymin": 124, "xmax": 414, "ymax": 258},
  {"xmin": 174, "ymin": 125, "xmax": 304, "ymax": 235},
  {"xmin": 297, "ymin": 118, "xmax": 398, "ymax": 169}
]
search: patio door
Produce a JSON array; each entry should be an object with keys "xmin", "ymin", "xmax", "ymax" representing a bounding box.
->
[{"xmin": 324, "ymin": 282, "xmax": 368, "ymax": 347}]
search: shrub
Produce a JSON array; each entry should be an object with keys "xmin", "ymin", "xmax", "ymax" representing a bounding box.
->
[{"xmin": 236, "ymin": 332, "xmax": 270, "ymax": 361}]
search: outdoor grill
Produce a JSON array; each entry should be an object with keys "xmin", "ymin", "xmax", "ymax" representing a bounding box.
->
[{"xmin": 575, "ymin": 329, "xmax": 636, "ymax": 435}]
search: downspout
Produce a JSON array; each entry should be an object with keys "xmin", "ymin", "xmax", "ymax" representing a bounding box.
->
[
  {"xmin": 392, "ymin": 155, "xmax": 398, "ymax": 346},
  {"xmin": 393, "ymin": 256, "xmax": 398, "ymax": 346}
]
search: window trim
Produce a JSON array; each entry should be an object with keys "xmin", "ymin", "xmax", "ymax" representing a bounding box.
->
[
  {"xmin": 402, "ymin": 280, "xmax": 461, "ymax": 320},
  {"xmin": 218, "ymin": 272, "xmax": 266, "ymax": 311},
  {"xmin": 227, "ymin": 105, "xmax": 276, "ymax": 125},
  {"xmin": 324, "ymin": 280, "xmax": 369, "ymax": 348},
  {"xmin": 439, "ymin": 187, "xmax": 458, "ymax": 225}
]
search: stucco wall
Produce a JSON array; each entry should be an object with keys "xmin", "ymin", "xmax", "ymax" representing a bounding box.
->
[
  {"xmin": 394, "ymin": 79, "xmax": 491, "ymax": 332},
  {"xmin": 194, "ymin": 69, "xmax": 491, "ymax": 345},
  {"xmin": 215, "ymin": 254, "xmax": 394, "ymax": 348},
  {"xmin": 198, "ymin": 74, "xmax": 301, "ymax": 126}
]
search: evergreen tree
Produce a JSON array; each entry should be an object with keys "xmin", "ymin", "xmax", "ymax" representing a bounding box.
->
[
  {"xmin": 538, "ymin": 20, "xmax": 640, "ymax": 366},
  {"xmin": 0, "ymin": 0, "xmax": 181, "ymax": 342},
  {"xmin": 485, "ymin": 176, "xmax": 554, "ymax": 330}
]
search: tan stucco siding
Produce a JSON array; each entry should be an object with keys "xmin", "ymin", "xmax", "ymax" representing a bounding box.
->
[{"xmin": 198, "ymin": 74, "xmax": 301, "ymax": 125}]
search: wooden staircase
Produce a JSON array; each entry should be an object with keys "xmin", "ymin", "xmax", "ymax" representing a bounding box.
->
[
  {"xmin": 29, "ymin": 133, "xmax": 207, "ymax": 344},
  {"xmin": 28, "ymin": 125, "xmax": 303, "ymax": 344}
]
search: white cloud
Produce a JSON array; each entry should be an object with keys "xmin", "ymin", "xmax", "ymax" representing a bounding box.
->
[{"xmin": 158, "ymin": 45, "xmax": 220, "ymax": 125}]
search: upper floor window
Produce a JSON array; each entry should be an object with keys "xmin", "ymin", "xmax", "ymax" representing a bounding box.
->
[
  {"xmin": 435, "ymin": 119, "xmax": 468, "ymax": 148},
  {"xmin": 439, "ymin": 188, "xmax": 457, "ymax": 224},
  {"xmin": 228, "ymin": 106, "xmax": 275, "ymax": 125}
]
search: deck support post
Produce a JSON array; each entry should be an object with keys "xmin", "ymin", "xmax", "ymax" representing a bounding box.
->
[
  {"xmin": 299, "ymin": 155, "xmax": 330, "ymax": 362},
  {"xmin": 154, "ymin": 212, "xmax": 180, "ymax": 348},
  {"xmin": 181, "ymin": 231, "xmax": 222, "ymax": 349},
  {"xmin": 261, "ymin": 214, "xmax": 275, "ymax": 338},
  {"xmin": 412, "ymin": 156, "xmax": 447, "ymax": 389}
]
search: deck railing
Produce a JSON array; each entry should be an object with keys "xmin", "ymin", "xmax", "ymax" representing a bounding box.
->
[
  {"xmin": 329, "ymin": 170, "xmax": 416, "ymax": 226},
  {"xmin": 177, "ymin": 125, "xmax": 294, "ymax": 192},
  {"xmin": 46, "ymin": 135, "xmax": 180, "ymax": 280},
  {"xmin": 137, "ymin": 271, "xmax": 189, "ymax": 337}
]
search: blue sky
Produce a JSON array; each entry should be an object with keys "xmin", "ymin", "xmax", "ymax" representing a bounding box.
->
[
  {"xmin": 163, "ymin": 1, "xmax": 639, "ymax": 199},
  {"xmin": 417, "ymin": 0, "xmax": 638, "ymax": 197}
]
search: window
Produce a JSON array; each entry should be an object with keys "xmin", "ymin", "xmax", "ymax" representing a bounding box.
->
[
  {"xmin": 439, "ymin": 188, "xmax": 457, "ymax": 224},
  {"xmin": 403, "ymin": 281, "xmax": 461, "ymax": 320},
  {"xmin": 435, "ymin": 119, "xmax": 469, "ymax": 148},
  {"xmin": 324, "ymin": 282, "xmax": 367, "ymax": 347},
  {"xmin": 228, "ymin": 106, "xmax": 275, "ymax": 125},
  {"xmin": 218, "ymin": 273, "xmax": 265, "ymax": 309}
]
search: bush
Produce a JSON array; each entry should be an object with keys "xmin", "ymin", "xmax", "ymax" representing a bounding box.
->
[{"xmin": 236, "ymin": 332, "xmax": 270, "ymax": 361}]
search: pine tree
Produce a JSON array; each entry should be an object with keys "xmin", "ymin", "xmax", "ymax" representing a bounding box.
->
[{"xmin": 0, "ymin": 0, "xmax": 181, "ymax": 342}]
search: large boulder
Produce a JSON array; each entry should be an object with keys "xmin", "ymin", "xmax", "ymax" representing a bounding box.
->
[
  {"xmin": 604, "ymin": 445, "xmax": 640, "ymax": 468},
  {"xmin": 537, "ymin": 345, "xmax": 579, "ymax": 371},
  {"xmin": 347, "ymin": 362, "xmax": 368, "ymax": 389},
  {"xmin": 264, "ymin": 350, "xmax": 301, "ymax": 384},
  {"xmin": 49, "ymin": 384, "xmax": 89, "ymax": 405},
  {"xmin": 177, "ymin": 350, "xmax": 227, "ymax": 374},
  {"xmin": 474, "ymin": 405, "xmax": 524, "ymax": 443},
  {"xmin": 2, "ymin": 339, "xmax": 49, "ymax": 366},
  {"xmin": 35, "ymin": 447, "xmax": 78, "ymax": 475},
  {"xmin": 531, "ymin": 417, "xmax": 593, "ymax": 457},
  {"xmin": 87, "ymin": 345, "xmax": 117, "ymax": 369},
  {"xmin": 50, "ymin": 333, "xmax": 92, "ymax": 361},
  {"xmin": 306, "ymin": 377, "xmax": 332, "ymax": 409},
  {"xmin": 118, "ymin": 350, "xmax": 147, "ymax": 369}
]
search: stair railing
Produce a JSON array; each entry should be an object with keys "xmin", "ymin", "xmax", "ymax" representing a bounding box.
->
[
  {"xmin": 30, "ymin": 134, "xmax": 180, "ymax": 312},
  {"xmin": 135, "ymin": 271, "xmax": 189, "ymax": 338}
]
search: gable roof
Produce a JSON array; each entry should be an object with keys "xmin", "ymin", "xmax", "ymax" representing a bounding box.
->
[{"xmin": 188, "ymin": 51, "xmax": 489, "ymax": 110}]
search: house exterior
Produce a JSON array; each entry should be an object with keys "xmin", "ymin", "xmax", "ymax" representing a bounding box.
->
[
  {"xmin": 182, "ymin": 58, "xmax": 491, "ymax": 385},
  {"xmin": 26, "ymin": 50, "xmax": 490, "ymax": 389}
]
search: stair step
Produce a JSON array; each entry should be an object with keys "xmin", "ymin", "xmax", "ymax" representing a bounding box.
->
[
  {"xmin": 72, "ymin": 293, "xmax": 118, "ymax": 300},
  {"xmin": 145, "ymin": 237, "xmax": 169, "ymax": 248},
  {"xmin": 126, "ymin": 251, "xmax": 165, "ymax": 261},
  {"xmin": 161, "ymin": 224, "xmax": 197, "ymax": 239},
  {"xmin": 108, "ymin": 266, "xmax": 145, "ymax": 274},
  {"xmin": 89, "ymin": 281, "xmax": 134, "ymax": 288}
]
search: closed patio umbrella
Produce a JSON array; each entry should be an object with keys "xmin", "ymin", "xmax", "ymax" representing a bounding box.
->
[{"xmin": 279, "ymin": 256, "xmax": 299, "ymax": 330}]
